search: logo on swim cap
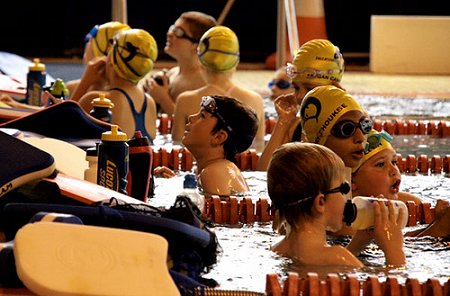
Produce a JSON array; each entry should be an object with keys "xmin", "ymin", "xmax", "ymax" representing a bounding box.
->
[
  {"xmin": 197, "ymin": 26, "xmax": 240, "ymax": 72},
  {"xmin": 300, "ymin": 96, "xmax": 321, "ymax": 125}
]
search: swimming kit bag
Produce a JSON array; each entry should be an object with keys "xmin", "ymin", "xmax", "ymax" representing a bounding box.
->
[
  {"xmin": 1, "ymin": 195, "xmax": 220, "ymax": 286},
  {"xmin": 0, "ymin": 100, "xmax": 111, "ymax": 148},
  {"xmin": 0, "ymin": 129, "xmax": 56, "ymax": 198}
]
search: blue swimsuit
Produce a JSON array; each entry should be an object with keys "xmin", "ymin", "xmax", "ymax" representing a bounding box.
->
[{"xmin": 110, "ymin": 87, "xmax": 153, "ymax": 143}]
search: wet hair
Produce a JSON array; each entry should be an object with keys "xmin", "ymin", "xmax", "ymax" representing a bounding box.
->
[
  {"xmin": 267, "ymin": 142, "xmax": 346, "ymax": 230},
  {"xmin": 209, "ymin": 95, "xmax": 258, "ymax": 162},
  {"xmin": 179, "ymin": 11, "xmax": 217, "ymax": 42}
]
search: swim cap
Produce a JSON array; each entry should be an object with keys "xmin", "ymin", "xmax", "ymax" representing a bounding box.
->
[
  {"xmin": 110, "ymin": 29, "xmax": 158, "ymax": 84},
  {"xmin": 197, "ymin": 26, "xmax": 240, "ymax": 72},
  {"xmin": 90, "ymin": 22, "xmax": 131, "ymax": 57},
  {"xmin": 300, "ymin": 85, "xmax": 365, "ymax": 145},
  {"xmin": 287, "ymin": 39, "xmax": 344, "ymax": 86},
  {"xmin": 352, "ymin": 130, "xmax": 394, "ymax": 172}
]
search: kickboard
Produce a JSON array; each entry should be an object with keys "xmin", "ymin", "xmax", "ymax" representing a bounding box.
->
[
  {"xmin": 44, "ymin": 173, "xmax": 147, "ymax": 206},
  {"xmin": 0, "ymin": 130, "xmax": 56, "ymax": 198}
]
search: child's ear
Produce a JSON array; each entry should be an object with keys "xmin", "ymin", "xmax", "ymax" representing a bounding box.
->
[
  {"xmin": 314, "ymin": 193, "xmax": 326, "ymax": 214},
  {"xmin": 211, "ymin": 129, "xmax": 228, "ymax": 146}
]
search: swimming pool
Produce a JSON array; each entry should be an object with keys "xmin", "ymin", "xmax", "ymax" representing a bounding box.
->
[{"xmin": 150, "ymin": 170, "xmax": 450, "ymax": 293}]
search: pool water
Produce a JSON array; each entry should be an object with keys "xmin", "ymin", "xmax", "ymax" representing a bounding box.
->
[{"xmin": 150, "ymin": 171, "xmax": 450, "ymax": 293}]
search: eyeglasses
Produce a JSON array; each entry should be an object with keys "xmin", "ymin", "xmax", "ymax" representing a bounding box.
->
[
  {"xmin": 331, "ymin": 118, "xmax": 373, "ymax": 138},
  {"xmin": 365, "ymin": 130, "xmax": 393, "ymax": 152},
  {"xmin": 286, "ymin": 63, "xmax": 342, "ymax": 80},
  {"xmin": 168, "ymin": 25, "xmax": 198, "ymax": 43},
  {"xmin": 200, "ymin": 96, "xmax": 234, "ymax": 135},
  {"xmin": 268, "ymin": 79, "xmax": 292, "ymax": 90},
  {"xmin": 282, "ymin": 181, "xmax": 350, "ymax": 208}
]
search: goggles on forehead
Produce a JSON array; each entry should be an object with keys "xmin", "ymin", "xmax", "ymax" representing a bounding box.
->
[
  {"xmin": 268, "ymin": 79, "xmax": 292, "ymax": 90},
  {"xmin": 365, "ymin": 130, "xmax": 393, "ymax": 152},
  {"xmin": 200, "ymin": 96, "xmax": 234, "ymax": 135},
  {"xmin": 331, "ymin": 118, "xmax": 373, "ymax": 138},
  {"xmin": 168, "ymin": 25, "xmax": 198, "ymax": 43},
  {"xmin": 286, "ymin": 63, "xmax": 342, "ymax": 80},
  {"xmin": 282, "ymin": 181, "xmax": 350, "ymax": 208}
]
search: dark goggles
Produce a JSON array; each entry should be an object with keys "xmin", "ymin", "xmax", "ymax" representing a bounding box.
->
[
  {"xmin": 200, "ymin": 96, "xmax": 234, "ymax": 135},
  {"xmin": 331, "ymin": 118, "xmax": 373, "ymax": 138},
  {"xmin": 282, "ymin": 181, "xmax": 350, "ymax": 208},
  {"xmin": 168, "ymin": 25, "xmax": 198, "ymax": 43},
  {"xmin": 268, "ymin": 79, "xmax": 292, "ymax": 90}
]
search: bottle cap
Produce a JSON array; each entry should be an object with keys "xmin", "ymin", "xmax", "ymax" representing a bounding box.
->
[
  {"xmin": 49, "ymin": 79, "xmax": 69, "ymax": 98},
  {"xmin": 127, "ymin": 131, "xmax": 150, "ymax": 147},
  {"xmin": 101, "ymin": 125, "xmax": 127, "ymax": 141},
  {"xmin": 29, "ymin": 58, "xmax": 46, "ymax": 71},
  {"xmin": 342, "ymin": 200, "xmax": 357, "ymax": 226},
  {"xmin": 183, "ymin": 174, "xmax": 197, "ymax": 189},
  {"xmin": 92, "ymin": 93, "xmax": 114, "ymax": 108}
]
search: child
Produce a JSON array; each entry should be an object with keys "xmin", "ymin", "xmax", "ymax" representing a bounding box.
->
[
  {"xmin": 267, "ymin": 142, "xmax": 406, "ymax": 267},
  {"xmin": 75, "ymin": 28, "xmax": 158, "ymax": 141},
  {"xmin": 144, "ymin": 11, "xmax": 217, "ymax": 115},
  {"xmin": 352, "ymin": 129, "xmax": 450, "ymax": 238},
  {"xmin": 300, "ymin": 85, "xmax": 372, "ymax": 170},
  {"xmin": 68, "ymin": 21, "xmax": 131, "ymax": 97},
  {"xmin": 267, "ymin": 66, "xmax": 294, "ymax": 101},
  {"xmin": 181, "ymin": 95, "xmax": 258, "ymax": 196},
  {"xmin": 257, "ymin": 39, "xmax": 345, "ymax": 170},
  {"xmin": 172, "ymin": 25, "xmax": 265, "ymax": 152}
]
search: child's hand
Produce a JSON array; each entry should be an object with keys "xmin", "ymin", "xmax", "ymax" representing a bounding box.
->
[
  {"xmin": 274, "ymin": 94, "xmax": 298, "ymax": 124},
  {"xmin": 153, "ymin": 166, "xmax": 176, "ymax": 178},
  {"xmin": 373, "ymin": 200, "xmax": 406, "ymax": 266}
]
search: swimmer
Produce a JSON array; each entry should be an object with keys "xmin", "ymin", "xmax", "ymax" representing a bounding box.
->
[
  {"xmin": 257, "ymin": 39, "xmax": 345, "ymax": 170},
  {"xmin": 352, "ymin": 129, "xmax": 450, "ymax": 239},
  {"xmin": 172, "ymin": 25, "xmax": 266, "ymax": 152},
  {"xmin": 267, "ymin": 66, "xmax": 294, "ymax": 101},
  {"xmin": 268, "ymin": 142, "xmax": 406, "ymax": 267},
  {"xmin": 69, "ymin": 21, "xmax": 131, "ymax": 99},
  {"xmin": 143, "ymin": 11, "xmax": 217, "ymax": 115},
  {"xmin": 76, "ymin": 28, "xmax": 158, "ymax": 141},
  {"xmin": 156, "ymin": 95, "xmax": 258, "ymax": 197}
]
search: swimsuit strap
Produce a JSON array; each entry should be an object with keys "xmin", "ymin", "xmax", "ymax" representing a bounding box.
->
[{"xmin": 109, "ymin": 87, "xmax": 153, "ymax": 143}]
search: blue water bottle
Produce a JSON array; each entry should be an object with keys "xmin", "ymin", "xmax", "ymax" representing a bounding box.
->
[
  {"xmin": 97, "ymin": 125, "xmax": 129, "ymax": 194},
  {"xmin": 90, "ymin": 93, "xmax": 114, "ymax": 123},
  {"xmin": 26, "ymin": 58, "xmax": 46, "ymax": 106}
]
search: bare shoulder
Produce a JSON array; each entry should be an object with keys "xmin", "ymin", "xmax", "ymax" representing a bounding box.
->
[{"xmin": 398, "ymin": 191, "xmax": 423, "ymax": 205}]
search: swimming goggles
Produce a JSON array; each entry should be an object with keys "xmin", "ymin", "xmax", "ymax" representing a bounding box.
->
[
  {"xmin": 365, "ymin": 130, "xmax": 393, "ymax": 152},
  {"xmin": 168, "ymin": 25, "xmax": 198, "ymax": 43},
  {"xmin": 84, "ymin": 25, "xmax": 99, "ymax": 44},
  {"xmin": 286, "ymin": 63, "xmax": 342, "ymax": 80},
  {"xmin": 282, "ymin": 181, "xmax": 351, "ymax": 207},
  {"xmin": 331, "ymin": 118, "xmax": 373, "ymax": 138},
  {"xmin": 200, "ymin": 96, "xmax": 234, "ymax": 135},
  {"xmin": 268, "ymin": 79, "xmax": 292, "ymax": 90}
]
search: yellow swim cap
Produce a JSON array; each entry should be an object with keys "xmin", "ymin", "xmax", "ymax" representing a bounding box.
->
[
  {"xmin": 300, "ymin": 85, "xmax": 365, "ymax": 145},
  {"xmin": 197, "ymin": 26, "xmax": 240, "ymax": 72},
  {"xmin": 110, "ymin": 29, "xmax": 158, "ymax": 84},
  {"xmin": 90, "ymin": 21, "xmax": 131, "ymax": 57},
  {"xmin": 352, "ymin": 130, "xmax": 394, "ymax": 172},
  {"xmin": 287, "ymin": 39, "xmax": 344, "ymax": 86}
]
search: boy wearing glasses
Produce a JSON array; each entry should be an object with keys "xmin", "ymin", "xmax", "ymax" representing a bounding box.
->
[
  {"xmin": 144, "ymin": 11, "xmax": 217, "ymax": 115},
  {"xmin": 267, "ymin": 142, "xmax": 406, "ymax": 267}
]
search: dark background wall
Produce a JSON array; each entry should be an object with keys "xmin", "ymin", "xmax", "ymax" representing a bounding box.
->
[{"xmin": 1, "ymin": 0, "xmax": 449, "ymax": 63}]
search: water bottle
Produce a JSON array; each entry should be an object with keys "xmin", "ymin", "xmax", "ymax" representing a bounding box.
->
[
  {"xmin": 343, "ymin": 196, "xmax": 408, "ymax": 230},
  {"xmin": 97, "ymin": 125, "xmax": 128, "ymax": 194},
  {"xmin": 84, "ymin": 145, "xmax": 98, "ymax": 183},
  {"xmin": 126, "ymin": 131, "xmax": 153, "ymax": 202},
  {"xmin": 181, "ymin": 173, "xmax": 204, "ymax": 212},
  {"xmin": 90, "ymin": 93, "xmax": 114, "ymax": 123},
  {"xmin": 26, "ymin": 58, "xmax": 46, "ymax": 106}
]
